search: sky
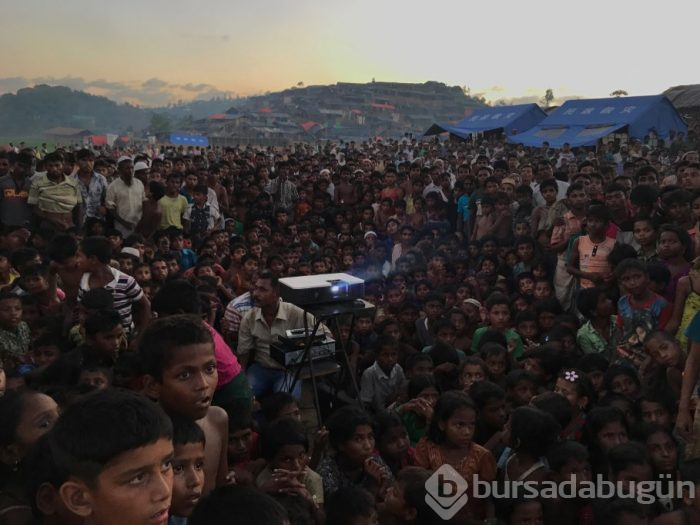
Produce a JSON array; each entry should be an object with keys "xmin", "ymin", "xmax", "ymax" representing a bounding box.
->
[{"xmin": 0, "ymin": 0, "xmax": 697, "ymax": 107}]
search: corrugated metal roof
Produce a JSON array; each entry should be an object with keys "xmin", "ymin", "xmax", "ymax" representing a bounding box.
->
[{"xmin": 665, "ymin": 85, "xmax": 700, "ymax": 109}]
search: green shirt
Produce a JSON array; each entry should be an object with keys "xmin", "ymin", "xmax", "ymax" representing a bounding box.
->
[
  {"xmin": 470, "ymin": 327, "xmax": 523, "ymax": 358},
  {"xmin": 576, "ymin": 317, "xmax": 617, "ymax": 357}
]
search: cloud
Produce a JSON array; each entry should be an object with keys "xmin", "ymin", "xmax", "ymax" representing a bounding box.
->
[
  {"xmin": 180, "ymin": 33, "xmax": 231, "ymax": 42},
  {"xmin": 0, "ymin": 76, "xmax": 232, "ymax": 107}
]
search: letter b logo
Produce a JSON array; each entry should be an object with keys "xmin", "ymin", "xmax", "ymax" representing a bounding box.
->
[{"xmin": 425, "ymin": 465, "xmax": 469, "ymax": 520}]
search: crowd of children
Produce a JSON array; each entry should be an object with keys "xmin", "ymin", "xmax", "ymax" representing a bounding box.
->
[{"xmin": 0, "ymin": 137, "xmax": 700, "ymax": 525}]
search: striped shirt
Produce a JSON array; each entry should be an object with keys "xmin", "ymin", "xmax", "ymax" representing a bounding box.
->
[
  {"xmin": 28, "ymin": 173, "xmax": 82, "ymax": 213},
  {"xmin": 78, "ymin": 267, "xmax": 144, "ymax": 333}
]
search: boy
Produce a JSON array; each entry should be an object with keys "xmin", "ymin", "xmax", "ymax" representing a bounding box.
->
[
  {"xmin": 633, "ymin": 216, "xmax": 659, "ymax": 263},
  {"xmin": 159, "ymin": 174, "xmax": 188, "ymax": 230},
  {"xmin": 615, "ymin": 259, "xmax": 672, "ymax": 360},
  {"xmin": 19, "ymin": 262, "xmax": 63, "ymax": 315},
  {"xmin": 361, "ymin": 336, "xmax": 405, "ymax": 412},
  {"xmin": 472, "ymin": 194, "xmax": 496, "ymax": 241},
  {"xmin": 546, "ymin": 441, "xmax": 593, "ymax": 525},
  {"xmin": 531, "ymin": 178, "xmax": 558, "ymax": 234},
  {"xmin": 183, "ymin": 184, "xmax": 220, "ymax": 250},
  {"xmin": 567, "ymin": 205, "xmax": 617, "ymax": 289},
  {"xmin": 0, "ymin": 290, "xmax": 30, "ymax": 370},
  {"xmin": 505, "ymin": 369, "xmax": 538, "ymax": 408},
  {"xmin": 140, "ymin": 314, "xmax": 229, "ymax": 494},
  {"xmin": 471, "ymin": 380, "xmax": 508, "ymax": 455},
  {"xmin": 52, "ymin": 389, "xmax": 174, "ymax": 525},
  {"xmin": 68, "ymin": 287, "xmax": 117, "ymax": 348},
  {"xmin": 381, "ymin": 467, "xmax": 436, "ymax": 525},
  {"xmin": 169, "ymin": 416, "xmax": 206, "ymax": 525},
  {"xmin": 0, "ymin": 249, "xmax": 20, "ymax": 292},
  {"xmin": 471, "ymin": 293, "xmax": 524, "ymax": 358},
  {"xmin": 78, "ymin": 359, "xmax": 113, "ymax": 391},
  {"xmin": 76, "ymin": 235, "xmax": 150, "ymax": 336}
]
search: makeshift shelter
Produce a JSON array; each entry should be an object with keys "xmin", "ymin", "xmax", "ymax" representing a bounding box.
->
[
  {"xmin": 168, "ymin": 133, "xmax": 209, "ymax": 147},
  {"xmin": 507, "ymin": 95, "xmax": 687, "ymax": 148},
  {"xmin": 423, "ymin": 104, "xmax": 546, "ymax": 139}
]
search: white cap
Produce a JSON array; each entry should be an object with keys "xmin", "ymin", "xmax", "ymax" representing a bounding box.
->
[
  {"xmin": 134, "ymin": 161, "xmax": 149, "ymax": 171},
  {"xmin": 117, "ymin": 156, "xmax": 132, "ymax": 165}
]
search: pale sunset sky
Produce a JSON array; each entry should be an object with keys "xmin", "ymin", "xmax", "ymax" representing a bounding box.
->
[{"xmin": 0, "ymin": 0, "xmax": 696, "ymax": 107}]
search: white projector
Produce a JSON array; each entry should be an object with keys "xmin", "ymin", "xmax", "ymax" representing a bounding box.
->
[{"xmin": 278, "ymin": 273, "xmax": 365, "ymax": 305}]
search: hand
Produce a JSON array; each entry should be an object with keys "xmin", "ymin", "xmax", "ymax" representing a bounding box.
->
[
  {"xmin": 313, "ymin": 427, "xmax": 329, "ymax": 452},
  {"xmin": 364, "ymin": 457, "xmax": 390, "ymax": 483},
  {"xmin": 676, "ymin": 408, "xmax": 694, "ymax": 441},
  {"xmin": 507, "ymin": 339, "xmax": 518, "ymax": 354}
]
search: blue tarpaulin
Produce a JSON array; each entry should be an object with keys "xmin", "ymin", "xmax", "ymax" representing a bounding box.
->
[
  {"xmin": 424, "ymin": 104, "xmax": 547, "ymax": 138},
  {"xmin": 506, "ymin": 95, "xmax": 687, "ymax": 148},
  {"xmin": 169, "ymin": 133, "xmax": 209, "ymax": 147}
]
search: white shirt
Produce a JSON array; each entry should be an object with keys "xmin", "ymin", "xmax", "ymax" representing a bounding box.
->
[{"xmin": 105, "ymin": 177, "xmax": 145, "ymax": 235}]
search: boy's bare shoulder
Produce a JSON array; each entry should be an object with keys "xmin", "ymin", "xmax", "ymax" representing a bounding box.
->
[{"xmin": 206, "ymin": 405, "xmax": 228, "ymax": 426}]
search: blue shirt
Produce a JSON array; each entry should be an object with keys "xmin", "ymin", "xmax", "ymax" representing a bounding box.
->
[{"xmin": 685, "ymin": 312, "xmax": 700, "ymax": 343}]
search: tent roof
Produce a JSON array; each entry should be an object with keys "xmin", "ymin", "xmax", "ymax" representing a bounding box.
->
[
  {"xmin": 424, "ymin": 104, "xmax": 546, "ymax": 138},
  {"xmin": 664, "ymin": 85, "xmax": 700, "ymax": 109},
  {"xmin": 168, "ymin": 133, "xmax": 209, "ymax": 146},
  {"xmin": 507, "ymin": 95, "xmax": 687, "ymax": 147}
]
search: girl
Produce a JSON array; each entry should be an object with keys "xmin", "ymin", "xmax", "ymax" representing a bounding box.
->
[
  {"xmin": 640, "ymin": 423, "xmax": 679, "ymax": 481},
  {"xmin": 0, "ymin": 389, "xmax": 60, "ymax": 522},
  {"xmin": 449, "ymin": 308, "xmax": 471, "ymax": 352},
  {"xmin": 642, "ymin": 330, "xmax": 685, "ymax": 399},
  {"xmin": 317, "ymin": 406, "xmax": 392, "ymax": 501},
  {"xmin": 666, "ymin": 257, "xmax": 700, "ymax": 349},
  {"xmin": 374, "ymin": 411, "xmax": 415, "ymax": 476},
  {"xmin": 658, "ymin": 223, "xmax": 692, "ymax": 304},
  {"xmin": 480, "ymin": 342, "xmax": 510, "ymax": 388},
  {"xmin": 500, "ymin": 406, "xmax": 559, "ymax": 484},
  {"xmin": 458, "ymin": 356, "xmax": 488, "ymax": 395},
  {"xmin": 395, "ymin": 374, "xmax": 439, "ymax": 447},
  {"xmin": 554, "ymin": 369, "xmax": 595, "ymax": 440},
  {"xmin": 583, "ymin": 406, "xmax": 629, "ymax": 478},
  {"xmin": 415, "ymin": 391, "xmax": 496, "ymax": 523},
  {"xmin": 604, "ymin": 364, "xmax": 642, "ymax": 399}
]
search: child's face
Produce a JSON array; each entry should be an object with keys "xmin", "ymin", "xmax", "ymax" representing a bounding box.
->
[
  {"xmin": 155, "ymin": 343, "xmax": 218, "ymax": 420},
  {"xmin": 556, "ymin": 458, "xmax": 592, "ymax": 488},
  {"xmin": 510, "ymin": 501, "xmax": 544, "ymax": 525},
  {"xmin": 541, "ymin": 187, "xmax": 557, "ymax": 204},
  {"xmin": 88, "ymin": 324, "xmax": 124, "ymax": 359},
  {"xmin": 586, "ymin": 216, "xmax": 606, "ymax": 237},
  {"xmin": 488, "ymin": 304, "xmax": 510, "ymax": 330},
  {"xmin": 481, "ymin": 259, "xmax": 496, "ymax": 274},
  {"xmin": 33, "ymin": 345, "xmax": 61, "ymax": 368},
  {"xmin": 516, "ymin": 243, "xmax": 533, "ymax": 262},
  {"xmin": 509, "ymin": 380, "xmax": 536, "ymax": 407},
  {"xmin": 356, "ymin": 317, "xmax": 373, "ymax": 335},
  {"xmin": 76, "ymin": 437, "xmax": 174, "ymax": 525},
  {"xmin": 23, "ymin": 274, "xmax": 48, "ymax": 294},
  {"xmin": 554, "ymin": 378, "xmax": 585, "ymax": 412},
  {"xmin": 538, "ymin": 311, "xmax": 556, "ymax": 331},
  {"xmin": 13, "ymin": 392, "xmax": 59, "ymax": 456},
  {"xmin": 118, "ymin": 257, "xmax": 134, "ymax": 275},
  {"xmin": 518, "ymin": 277, "xmax": 534, "ymax": 295},
  {"xmin": 378, "ymin": 425, "xmax": 410, "ymax": 461},
  {"xmin": 440, "ymin": 407, "xmax": 476, "ymax": 448},
  {"xmin": 658, "ymin": 231, "xmax": 683, "ymax": 259},
  {"xmin": 340, "ymin": 424, "xmax": 375, "ymax": 465},
  {"xmin": 409, "ymin": 360, "xmax": 433, "ymax": 378},
  {"xmin": 460, "ymin": 364, "xmax": 485, "ymax": 391},
  {"xmin": 480, "ymin": 397, "xmax": 507, "ymax": 430},
  {"xmin": 521, "ymin": 358, "xmax": 544, "ymax": 381},
  {"xmin": 193, "ymin": 191, "xmax": 207, "ymax": 206},
  {"xmin": 633, "ymin": 221, "xmax": 656, "ymax": 247},
  {"xmin": 270, "ymin": 443, "xmax": 308, "ymax": 473},
  {"xmin": 228, "ymin": 427, "xmax": 253, "ymax": 464},
  {"xmin": 597, "ymin": 421, "xmax": 628, "ymax": 452},
  {"xmin": 514, "ymin": 223, "xmax": 530, "ymax": 237},
  {"xmin": 645, "ymin": 336, "xmax": 682, "ymax": 368},
  {"xmin": 79, "ymin": 369, "xmax": 110, "ymax": 390},
  {"xmin": 171, "ymin": 442, "xmax": 205, "ymax": 518},
  {"xmin": 276, "ymin": 402, "xmax": 302, "ymax": 422},
  {"xmin": 639, "ymin": 400, "xmax": 672, "ymax": 428},
  {"xmin": 382, "ymin": 322, "xmax": 401, "ymax": 342},
  {"xmin": 377, "ymin": 346, "xmax": 399, "ymax": 374},
  {"xmin": 610, "ymin": 373, "xmax": 639, "ymax": 399},
  {"xmin": 517, "ymin": 320, "xmax": 538, "ymax": 341},
  {"xmin": 424, "ymin": 300, "xmax": 443, "ymax": 320},
  {"xmin": 619, "ymin": 268, "xmax": 649, "ymax": 297},
  {"xmin": 0, "ymin": 297, "xmax": 22, "ymax": 329},
  {"xmin": 646, "ymin": 431, "xmax": 677, "ymax": 474},
  {"xmin": 533, "ymin": 282, "xmax": 551, "ymax": 300},
  {"xmin": 435, "ymin": 327, "xmax": 456, "ymax": 347}
]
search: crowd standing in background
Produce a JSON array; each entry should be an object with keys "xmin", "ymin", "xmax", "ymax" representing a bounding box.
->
[{"xmin": 1, "ymin": 132, "xmax": 700, "ymax": 525}]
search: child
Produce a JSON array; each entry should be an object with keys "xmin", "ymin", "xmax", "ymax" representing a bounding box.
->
[
  {"xmin": 0, "ymin": 291, "xmax": 30, "ymax": 370},
  {"xmin": 604, "ymin": 364, "xmax": 642, "ymax": 399},
  {"xmin": 374, "ymin": 411, "xmax": 415, "ymax": 476},
  {"xmin": 168, "ymin": 415, "xmax": 206, "ymax": 525},
  {"xmin": 189, "ymin": 485, "xmax": 288, "ymax": 525},
  {"xmin": 471, "ymin": 380, "xmax": 508, "ymax": 454},
  {"xmin": 325, "ymin": 486, "xmax": 378, "ymax": 525},
  {"xmin": 380, "ymin": 467, "xmax": 435, "ymax": 525},
  {"xmin": 458, "ymin": 356, "xmax": 487, "ymax": 394},
  {"xmin": 183, "ymin": 184, "xmax": 221, "ymax": 250},
  {"xmin": 531, "ymin": 178, "xmax": 558, "ymax": 234},
  {"xmin": 495, "ymin": 497, "xmax": 545, "ymax": 525},
  {"xmin": 633, "ymin": 217, "xmax": 659, "ymax": 263},
  {"xmin": 471, "ymin": 293, "xmax": 524, "ymax": 358},
  {"xmin": 76, "ymin": 235, "xmax": 149, "ymax": 337},
  {"xmin": 583, "ymin": 406, "xmax": 629, "ymax": 477},
  {"xmin": 68, "ymin": 287, "xmax": 119, "ymax": 348},
  {"xmin": 546, "ymin": 441, "xmax": 593, "ymax": 525},
  {"xmin": 0, "ymin": 250, "xmax": 19, "ymax": 292},
  {"xmin": 615, "ymin": 259, "xmax": 673, "ymax": 361},
  {"xmin": 360, "ymin": 337, "xmax": 405, "ymax": 412},
  {"xmin": 657, "ymin": 224, "xmax": 692, "ymax": 304},
  {"xmin": 261, "ymin": 391, "xmax": 302, "ymax": 424},
  {"xmin": 50, "ymin": 389, "xmax": 174, "ymax": 525},
  {"xmin": 479, "ymin": 342, "xmax": 510, "ymax": 387},
  {"xmin": 395, "ymin": 374, "xmax": 439, "ymax": 446},
  {"xmin": 643, "ymin": 330, "xmax": 685, "ymax": 399},
  {"xmin": 140, "ymin": 314, "xmax": 229, "ymax": 494},
  {"xmin": 415, "ymin": 391, "xmax": 496, "ymax": 523},
  {"xmin": 666, "ymin": 258, "xmax": 700, "ymax": 349},
  {"xmin": 554, "ymin": 368, "xmax": 594, "ymax": 440},
  {"xmin": 225, "ymin": 400, "xmax": 258, "ymax": 479},
  {"xmin": 317, "ymin": 406, "xmax": 392, "ymax": 501},
  {"xmin": 472, "ymin": 194, "xmax": 497, "ymax": 241},
  {"xmin": 159, "ymin": 173, "xmax": 188, "ymax": 230},
  {"xmin": 505, "ymin": 369, "xmax": 538, "ymax": 409},
  {"xmin": 649, "ymin": 459, "xmax": 700, "ymax": 525},
  {"xmin": 19, "ymin": 263, "xmax": 63, "ymax": 315},
  {"xmin": 567, "ymin": 205, "xmax": 617, "ymax": 289},
  {"xmin": 576, "ymin": 286, "xmax": 618, "ymax": 357},
  {"xmin": 256, "ymin": 418, "xmax": 324, "ymax": 513},
  {"xmin": 514, "ymin": 310, "xmax": 540, "ymax": 349},
  {"xmin": 77, "ymin": 359, "xmax": 113, "ymax": 391}
]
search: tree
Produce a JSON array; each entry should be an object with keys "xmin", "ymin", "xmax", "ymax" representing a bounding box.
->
[
  {"xmin": 149, "ymin": 113, "xmax": 172, "ymax": 134},
  {"xmin": 610, "ymin": 90, "xmax": 628, "ymax": 97},
  {"xmin": 296, "ymin": 81, "xmax": 304, "ymax": 88},
  {"xmin": 541, "ymin": 89, "xmax": 554, "ymax": 108}
]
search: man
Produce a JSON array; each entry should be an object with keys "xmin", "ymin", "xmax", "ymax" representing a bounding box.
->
[
  {"xmin": 73, "ymin": 148, "xmax": 107, "ymax": 226},
  {"xmin": 265, "ymin": 161, "xmax": 298, "ymax": 210},
  {"xmin": 0, "ymin": 152, "xmax": 34, "ymax": 227},
  {"xmin": 28, "ymin": 151, "xmax": 82, "ymax": 230},
  {"xmin": 106, "ymin": 157, "xmax": 146, "ymax": 237},
  {"xmin": 532, "ymin": 159, "xmax": 569, "ymax": 207},
  {"xmin": 237, "ymin": 271, "xmax": 329, "ymax": 399}
]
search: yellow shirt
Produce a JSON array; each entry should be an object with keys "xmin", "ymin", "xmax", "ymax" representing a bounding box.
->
[{"xmin": 158, "ymin": 194, "xmax": 188, "ymax": 229}]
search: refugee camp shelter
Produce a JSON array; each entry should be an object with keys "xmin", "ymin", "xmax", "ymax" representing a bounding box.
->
[
  {"xmin": 507, "ymin": 95, "xmax": 687, "ymax": 148},
  {"xmin": 423, "ymin": 104, "xmax": 547, "ymax": 139}
]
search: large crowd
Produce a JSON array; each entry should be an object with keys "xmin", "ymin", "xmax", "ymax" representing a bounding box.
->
[{"xmin": 1, "ymin": 133, "xmax": 700, "ymax": 525}]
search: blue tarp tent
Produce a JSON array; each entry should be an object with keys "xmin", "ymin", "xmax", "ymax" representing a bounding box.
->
[
  {"xmin": 424, "ymin": 104, "xmax": 546, "ymax": 139},
  {"xmin": 506, "ymin": 95, "xmax": 687, "ymax": 148},
  {"xmin": 169, "ymin": 133, "xmax": 209, "ymax": 147}
]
